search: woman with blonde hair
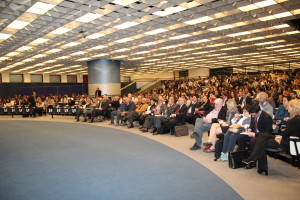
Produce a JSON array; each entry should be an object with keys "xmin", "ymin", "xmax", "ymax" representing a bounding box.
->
[
  {"xmin": 203, "ymin": 99, "xmax": 239, "ymax": 153},
  {"xmin": 243, "ymin": 99, "xmax": 300, "ymax": 175}
]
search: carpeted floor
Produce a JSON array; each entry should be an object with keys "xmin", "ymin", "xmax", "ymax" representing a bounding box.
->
[{"xmin": 0, "ymin": 120, "xmax": 242, "ymax": 200}]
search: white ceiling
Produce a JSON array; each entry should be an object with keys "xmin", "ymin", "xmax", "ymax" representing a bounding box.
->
[{"xmin": 0, "ymin": 0, "xmax": 300, "ymax": 76}]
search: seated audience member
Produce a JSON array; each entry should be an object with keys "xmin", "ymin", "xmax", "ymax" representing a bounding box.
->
[
  {"xmin": 237, "ymin": 91, "xmax": 252, "ymax": 112},
  {"xmin": 270, "ymin": 85, "xmax": 280, "ymax": 107},
  {"xmin": 193, "ymin": 95, "xmax": 211, "ymax": 121},
  {"xmin": 221, "ymin": 91, "xmax": 229, "ymax": 107},
  {"xmin": 236, "ymin": 103, "xmax": 273, "ymax": 151},
  {"xmin": 218, "ymin": 105, "xmax": 252, "ymax": 161},
  {"xmin": 90, "ymin": 95, "xmax": 110, "ymax": 123},
  {"xmin": 83, "ymin": 99, "xmax": 98, "ymax": 122},
  {"xmin": 139, "ymin": 99, "xmax": 157, "ymax": 131},
  {"xmin": 190, "ymin": 98, "xmax": 227, "ymax": 150},
  {"xmin": 151, "ymin": 97, "xmax": 177, "ymax": 135},
  {"xmin": 44, "ymin": 97, "xmax": 55, "ymax": 110},
  {"xmin": 203, "ymin": 99, "xmax": 239, "ymax": 153},
  {"xmin": 242, "ymin": 99, "xmax": 300, "ymax": 175},
  {"xmin": 140, "ymin": 96, "xmax": 166, "ymax": 132},
  {"xmin": 110, "ymin": 96, "xmax": 120, "ymax": 111},
  {"xmin": 164, "ymin": 97, "xmax": 188, "ymax": 135},
  {"xmin": 257, "ymin": 92, "xmax": 274, "ymax": 117},
  {"xmin": 274, "ymin": 95, "xmax": 291, "ymax": 125},
  {"xmin": 36, "ymin": 97, "xmax": 45, "ymax": 116},
  {"xmin": 75, "ymin": 99, "xmax": 90, "ymax": 122},
  {"xmin": 120, "ymin": 97, "xmax": 136, "ymax": 124},
  {"xmin": 209, "ymin": 91, "xmax": 217, "ymax": 104},
  {"xmin": 126, "ymin": 98, "xmax": 149, "ymax": 128},
  {"xmin": 109, "ymin": 97, "xmax": 126, "ymax": 125},
  {"xmin": 290, "ymin": 91, "xmax": 298, "ymax": 99},
  {"xmin": 185, "ymin": 95, "xmax": 199, "ymax": 124}
]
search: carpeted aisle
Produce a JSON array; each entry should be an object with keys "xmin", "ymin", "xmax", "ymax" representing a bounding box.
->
[{"xmin": 0, "ymin": 120, "xmax": 242, "ymax": 200}]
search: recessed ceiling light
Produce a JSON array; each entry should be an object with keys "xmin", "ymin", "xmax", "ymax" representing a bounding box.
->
[
  {"xmin": 32, "ymin": 38, "xmax": 49, "ymax": 43},
  {"xmin": 227, "ymin": 31, "xmax": 251, "ymax": 37},
  {"xmin": 116, "ymin": 48, "xmax": 130, "ymax": 52},
  {"xmin": 0, "ymin": 33, "xmax": 12, "ymax": 40},
  {"xmin": 16, "ymin": 46, "xmax": 33, "ymax": 51},
  {"xmin": 154, "ymin": 6, "xmax": 186, "ymax": 16},
  {"xmin": 64, "ymin": 42, "xmax": 80, "ymax": 47},
  {"xmin": 243, "ymin": 37, "xmax": 264, "ymax": 42},
  {"xmin": 86, "ymin": 33, "xmax": 105, "ymax": 39},
  {"xmin": 255, "ymin": 41, "xmax": 276, "ymax": 45},
  {"xmin": 273, "ymin": 24, "xmax": 289, "ymax": 29},
  {"xmin": 184, "ymin": 16, "xmax": 214, "ymax": 25},
  {"xmin": 76, "ymin": 13, "xmax": 102, "ymax": 23},
  {"xmin": 23, "ymin": 59, "xmax": 34, "ymax": 62},
  {"xmin": 160, "ymin": 45, "xmax": 177, "ymax": 49},
  {"xmin": 238, "ymin": 4, "xmax": 258, "ymax": 12},
  {"xmin": 46, "ymin": 49, "xmax": 61, "ymax": 53},
  {"xmin": 190, "ymin": 39, "xmax": 210, "ymax": 44},
  {"xmin": 56, "ymin": 56, "xmax": 69, "ymax": 59},
  {"xmin": 32, "ymin": 54, "xmax": 45, "ymax": 58},
  {"xmin": 114, "ymin": 22, "xmax": 139, "ymax": 29},
  {"xmin": 51, "ymin": 27, "xmax": 72, "ymax": 35},
  {"xmin": 71, "ymin": 51, "xmax": 86, "ymax": 55},
  {"xmin": 7, "ymin": 20, "xmax": 30, "ymax": 29},
  {"xmin": 139, "ymin": 42, "xmax": 156, "ymax": 46},
  {"xmin": 115, "ymin": 38, "xmax": 133, "ymax": 43},
  {"xmin": 112, "ymin": 0, "xmax": 138, "ymax": 6},
  {"xmin": 26, "ymin": 2, "xmax": 56, "ymax": 14},
  {"xmin": 273, "ymin": 12, "xmax": 292, "ymax": 18},
  {"xmin": 144, "ymin": 28, "xmax": 168, "ymax": 35},
  {"xmin": 255, "ymin": 0, "xmax": 277, "ymax": 8},
  {"xmin": 91, "ymin": 45, "xmax": 107, "ymax": 49},
  {"xmin": 208, "ymin": 25, "xmax": 235, "ymax": 31},
  {"xmin": 6, "ymin": 52, "xmax": 19, "ymax": 56},
  {"xmin": 170, "ymin": 34, "xmax": 191, "ymax": 40}
]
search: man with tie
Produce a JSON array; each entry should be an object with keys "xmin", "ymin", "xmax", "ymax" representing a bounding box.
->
[
  {"xmin": 185, "ymin": 95, "xmax": 199, "ymax": 124},
  {"xmin": 164, "ymin": 97, "xmax": 188, "ymax": 135},
  {"xmin": 236, "ymin": 103, "xmax": 273, "ymax": 150}
]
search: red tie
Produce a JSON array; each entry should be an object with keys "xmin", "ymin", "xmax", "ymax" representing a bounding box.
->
[{"xmin": 175, "ymin": 106, "xmax": 181, "ymax": 114}]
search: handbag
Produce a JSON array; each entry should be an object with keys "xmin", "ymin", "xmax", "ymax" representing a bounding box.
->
[
  {"xmin": 228, "ymin": 149, "xmax": 250, "ymax": 169},
  {"xmin": 174, "ymin": 125, "xmax": 189, "ymax": 137}
]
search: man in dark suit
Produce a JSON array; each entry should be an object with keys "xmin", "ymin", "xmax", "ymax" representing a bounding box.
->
[
  {"xmin": 164, "ymin": 97, "xmax": 188, "ymax": 135},
  {"xmin": 151, "ymin": 97, "xmax": 177, "ymax": 134},
  {"xmin": 236, "ymin": 104, "xmax": 273, "ymax": 150},
  {"xmin": 185, "ymin": 95, "xmax": 199, "ymax": 124},
  {"xmin": 95, "ymin": 87, "xmax": 102, "ymax": 97},
  {"xmin": 90, "ymin": 94, "xmax": 110, "ymax": 123},
  {"xmin": 238, "ymin": 91, "xmax": 252, "ymax": 109}
]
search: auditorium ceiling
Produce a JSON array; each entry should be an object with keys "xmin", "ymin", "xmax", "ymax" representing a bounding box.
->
[{"xmin": 0, "ymin": 0, "xmax": 300, "ymax": 76}]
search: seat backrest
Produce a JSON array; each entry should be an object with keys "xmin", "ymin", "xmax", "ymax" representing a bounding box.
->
[{"xmin": 290, "ymin": 137, "xmax": 300, "ymax": 156}]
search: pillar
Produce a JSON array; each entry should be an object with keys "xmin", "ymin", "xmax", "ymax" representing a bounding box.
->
[{"xmin": 87, "ymin": 59, "xmax": 121, "ymax": 96}]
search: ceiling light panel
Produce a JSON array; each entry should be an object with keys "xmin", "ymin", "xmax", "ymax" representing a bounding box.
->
[
  {"xmin": 76, "ymin": 13, "xmax": 102, "ymax": 23},
  {"xmin": 0, "ymin": 33, "xmax": 12, "ymax": 40},
  {"xmin": 7, "ymin": 20, "xmax": 30, "ymax": 29},
  {"xmin": 26, "ymin": 2, "xmax": 56, "ymax": 15},
  {"xmin": 51, "ymin": 27, "xmax": 72, "ymax": 35}
]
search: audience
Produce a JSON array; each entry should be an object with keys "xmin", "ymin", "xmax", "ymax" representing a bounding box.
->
[{"xmin": 1, "ymin": 70, "xmax": 300, "ymax": 174}]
